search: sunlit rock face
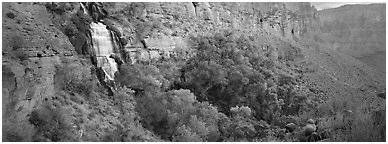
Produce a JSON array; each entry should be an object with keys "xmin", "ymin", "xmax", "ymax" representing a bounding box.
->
[{"xmin": 90, "ymin": 22, "xmax": 118, "ymax": 80}]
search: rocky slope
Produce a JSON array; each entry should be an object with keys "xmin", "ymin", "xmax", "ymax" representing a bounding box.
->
[
  {"xmin": 2, "ymin": 3, "xmax": 158, "ymax": 141},
  {"xmin": 2, "ymin": 3, "xmax": 76, "ymax": 140},
  {"xmin": 315, "ymin": 3, "xmax": 386, "ymax": 74},
  {"xmin": 2, "ymin": 2, "xmax": 385, "ymax": 142}
]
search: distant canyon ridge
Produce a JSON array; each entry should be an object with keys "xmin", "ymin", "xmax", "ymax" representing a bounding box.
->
[{"xmin": 314, "ymin": 3, "xmax": 386, "ymax": 74}]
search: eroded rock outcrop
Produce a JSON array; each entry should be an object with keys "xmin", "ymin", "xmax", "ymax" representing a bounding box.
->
[{"xmin": 2, "ymin": 3, "xmax": 121, "ymax": 141}]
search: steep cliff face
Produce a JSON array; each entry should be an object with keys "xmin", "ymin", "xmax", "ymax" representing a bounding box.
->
[
  {"xmin": 2, "ymin": 2, "xmax": 87, "ymax": 141},
  {"xmin": 102, "ymin": 2, "xmax": 318, "ymax": 62},
  {"xmin": 314, "ymin": 4, "xmax": 386, "ymax": 74},
  {"xmin": 2, "ymin": 3, "xmax": 158, "ymax": 142},
  {"xmin": 2, "ymin": 3, "xmax": 75, "ymax": 58}
]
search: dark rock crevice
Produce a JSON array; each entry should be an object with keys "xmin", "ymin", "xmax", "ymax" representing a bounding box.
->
[{"xmin": 192, "ymin": 2, "xmax": 198, "ymax": 17}]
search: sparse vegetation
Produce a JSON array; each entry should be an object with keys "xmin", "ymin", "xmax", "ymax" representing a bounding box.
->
[
  {"xmin": 6, "ymin": 12, "xmax": 16, "ymax": 19},
  {"xmin": 7, "ymin": 35, "xmax": 29, "ymax": 61},
  {"xmin": 55, "ymin": 64, "xmax": 94, "ymax": 96},
  {"xmin": 9, "ymin": 35, "xmax": 24, "ymax": 50},
  {"xmin": 28, "ymin": 105, "xmax": 76, "ymax": 141}
]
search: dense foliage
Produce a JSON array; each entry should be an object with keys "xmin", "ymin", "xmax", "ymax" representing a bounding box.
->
[{"xmin": 109, "ymin": 30, "xmax": 324, "ymax": 141}]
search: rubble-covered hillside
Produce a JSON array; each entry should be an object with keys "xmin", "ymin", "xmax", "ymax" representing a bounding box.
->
[
  {"xmin": 316, "ymin": 3, "xmax": 386, "ymax": 75},
  {"xmin": 2, "ymin": 2, "xmax": 385, "ymax": 142}
]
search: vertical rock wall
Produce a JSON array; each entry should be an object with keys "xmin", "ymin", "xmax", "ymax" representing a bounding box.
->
[{"xmin": 115, "ymin": 2, "xmax": 318, "ymax": 63}]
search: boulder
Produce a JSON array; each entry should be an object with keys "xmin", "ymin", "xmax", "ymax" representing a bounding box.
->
[
  {"xmin": 194, "ymin": 2, "xmax": 213, "ymax": 21},
  {"xmin": 303, "ymin": 124, "xmax": 317, "ymax": 136},
  {"xmin": 37, "ymin": 52, "xmax": 43, "ymax": 57},
  {"xmin": 307, "ymin": 132, "xmax": 321, "ymax": 142},
  {"xmin": 119, "ymin": 37, "xmax": 128, "ymax": 46},
  {"xmin": 377, "ymin": 92, "xmax": 385, "ymax": 99},
  {"xmin": 109, "ymin": 53, "xmax": 124, "ymax": 66},
  {"xmin": 307, "ymin": 119, "xmax": 315, "ymax": 124},
  {"xmin": 184, "ymin": 3, "xmax": 196, "ymax": 17},
  {"xmin": 285, "ymin": 123, "xmax": 297, "ymax": 132}
]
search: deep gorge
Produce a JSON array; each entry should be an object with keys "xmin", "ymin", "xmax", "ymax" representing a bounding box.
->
[{"xmin": 2, "ymin": 2, "xmax": 385, "ymax": 142}]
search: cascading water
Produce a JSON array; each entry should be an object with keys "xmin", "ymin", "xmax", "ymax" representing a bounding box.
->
[
  {"xmin": 90, "ymin": 22, "xmax": 119, "ymax": 80},
  {"xmin": 79, "ymin": 2, "xmax": 123, "ymax": 83},
  {"xmin": 80, "ymin": 2, "xmax": 88, "ymax": 15}
]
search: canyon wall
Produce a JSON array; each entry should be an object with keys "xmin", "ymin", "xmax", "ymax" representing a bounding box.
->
[
  {"xmin": 2, "ymin": 2, "xmax": 385, "ymax": 142},
  {"xmin": 103, "ymin": 2, "xmax": 318, "ymax": 62},
  {"xmin": 315, "ymin": 3, "xmax": 386, "ymax": 73}
]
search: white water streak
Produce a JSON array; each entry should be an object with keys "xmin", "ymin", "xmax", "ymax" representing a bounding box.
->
[
  {"xmin": 79, "ymin": 3, "xmax": 88, "ymax": 15},
  {"xmin": 90, "ymin": 22, "xmax": 118, "ymax": 80}
]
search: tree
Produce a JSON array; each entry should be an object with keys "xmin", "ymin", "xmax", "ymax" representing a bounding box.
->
[
  {"xmin": 179, "ymin": 31, "xmax": 281, "ymax": 121},
  {"xmin": 115, "ymin": 64, "xmax": 167, "ymax": 93}
]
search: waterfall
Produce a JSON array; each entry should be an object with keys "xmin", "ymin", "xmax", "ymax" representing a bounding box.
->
[
  {"xmin": 90, "ymin": 22, "xmax": 118, "ymax": 81},
  {"xmin": 80, "ymin": 3, "xmax": 88, "ymax": 15},
  {"xmin": 79, "ymin": 2, "xmax": 121, "ymax": 82}
]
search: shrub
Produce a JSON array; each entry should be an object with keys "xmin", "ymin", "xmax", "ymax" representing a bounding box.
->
[
  {"xmin": 2, "ymin": 131, "xmax": 23, "ymax": 142},
  {"xmin": 45, "ymin": 2, "xmax": 75, "ymax": 15},
  {"xmin": 55, "ymin": 64, "xmax": 94, "ymax": 97},
  {"xmin": 6, "ymin": 12, "xmax": 16, "ymax": 19},
  {"xmin": 71, "ymin": 12, "xmax": 92, "ymax": 34},
  {"xmin": 221, "ymin": 105, "xmax": 273, "ymax": 141},
  {"xmin": 347, "ymin": 110, "xmax": 385, "ymax": 141},
  {"xmin": 64, "ymin": 26, "xmax": 78, "ymax": 37},
  {"xmin": 278, "ymin": 73, "xmax": 296, "ymax": 86},
  {"xmin": 9, "ymin": 35, "xmax": 24, "ymax": 50},
  {"xmin": 28, "ymin": 106, "xmax": 76, "ymax": 141},
  {"xmin": 230, "ymin": 106, "xmax": 252, "ymax": 117},
  {"xmin": 314, "ymin": 97, "xmax": 386, "ymax": 142},
  {"xmin": 115, "ymin": 64, "xmax": 167, "ymax": 92},
  {"xmin": 7, "ymin": 35, "xmax": 28, "ymax": 61},
  {"xmin": 2, "ymin": 121, "xmax": 35, "ymax": 142},
  {"xmin": 14, "ymin": 51, "xmax": 28, "ymax": 61},
  {"xmin": 172, "ymin": 125, "xmax": 201, "ymax": 142},
  {"xmin": 155, "ymin": 61, "xmax": 181, "ymax": 87},
  {"xmin": 107, "ymin": 87, "xmax": 160, "ymax": 141}
]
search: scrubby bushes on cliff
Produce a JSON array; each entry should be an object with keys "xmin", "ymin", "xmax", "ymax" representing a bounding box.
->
[
  {"xmin": 28, "ymin": 105, "xmax": 76, "ymax": 141},
  {"xmin": 313, "ymin": 98, "xmax": 386, "ymax": 142},
  {"xmin": 222, "ymin": 106, "xmax": 270, "ymax": 141},
  {"xmin": 100, "ymin": 87, "xmax": 159, "ymax": 141},
  {"xmin": 45, "ymin": 2, "xmax": 70, "ymax": 15},
  {"xmin": 103, "ymin": 2, "xmax": 165, "ymax": 42},
  {"xmin": 7, "ymin": 35, "xmax": 28, "ymax": 61},
  {"xmin": 115, "ymin": 64, "xmax": 169, "ymax": 92},
  {"xmin": 154, "ymin": 61, "xmax": 182, "ymax": 87},
  {"xmin": 54, "ymin": 63, "xmax": 95, "ymax": 97},
  {"xmin": 5, "ymin": 11, "xmax": 16, "ymax": 19},
  {"xmin": 45, "ymin": 2, "xmax": 94, "ymax": 55}
]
